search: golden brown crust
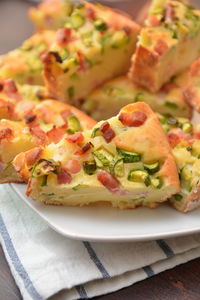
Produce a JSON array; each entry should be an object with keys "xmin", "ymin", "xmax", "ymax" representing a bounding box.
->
[
  {"xmin": 115, "ymin": 102, "xmax": 180, "ymax": 192},
  {"xmin": 13, "ymin": 147, "xmax": 43, "ymax": 183},
  {"xmin": 128, "ymin": 46, "xmax": 159, "ymax": 92}
]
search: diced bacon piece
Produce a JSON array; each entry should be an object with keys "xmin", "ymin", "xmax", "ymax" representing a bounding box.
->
[
  {"xmin": 103, "ymin": 128, "xmax": 116, "ymax": 143},
  {"xmin": 47, "ymin": 126, "xmax": 67, "ymax": 144},
  {"xmin": 100, "ymin": 122, "xmax": 110, "ymax": 133},
  {"xmin": 154, "ymin": 40, "xmax": 168, "ymax": 56},
  {"xmin": 119, "ymin": 111, "xmax": 147, "ymax": 127},
  {"xmin": 66, "ymin": 132, "xmax": 84, "ymax": 144},
  {"xmin": 168, "ymin": 132, "xmax": 181, "ymax": 148},
  {"xmin": 97, "ymin": 171, "xmax": 126, "ymax": 195},
  {"xmin": 30, "ymin": 126, "xmax": 48, "ymax": 146},
  {"xmin": 26, "ymin": 148, "xmax": 42, "ymax": 167},
  {"xmin": 168, "ymin": 129, "xmax": 193, "ymax": 147},
  {"xmin": 75, "ymin": 142, "xmax": 92, "ymax": 155},
  {"xmin": 0, "ymin": 128, "xmax": 13, "ymax": 142},
  {"xmin": 100, "ymin": 122, "xmax": 116, "ymax": 143},
  {"xmin": 57, "ymin": 168, "xmax": 72, "ymax": 184},
  {"xmin": 56, "ymin": 28, "xmax": 72, "ymax": 46},
  {"xmin": 65, "ymin": 159, "xmax": 81, "ymax": 174}
]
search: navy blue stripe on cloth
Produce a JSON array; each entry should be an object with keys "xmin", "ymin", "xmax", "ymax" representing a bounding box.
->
[
  {"xmin": 0, "ymin": 214, "xmax": 43, "ymax": 300},
  {"xmin": 76, "ymin": 285, "xmax": 88, "ymax": 299},
  {"xmin": 83, "ymin": 241, "xmax": 110, "ymax": 278},
  {"xmin": 156, "ymin": 239, "xmax": 174, "ymax": 258},
  {"xmin": 143, "ymin": 265, "xmax": 155, "ymax": 277}
]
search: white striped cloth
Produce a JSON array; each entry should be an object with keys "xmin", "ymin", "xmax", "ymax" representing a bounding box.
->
[{"xmin": 0, "ymin": 184, "xmax": 200, "ymax": 300}]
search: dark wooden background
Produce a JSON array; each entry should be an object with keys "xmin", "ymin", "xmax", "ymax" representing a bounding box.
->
[{"xmin": 0, "ymin": 1, "xmax": 200, "ymax": 299}]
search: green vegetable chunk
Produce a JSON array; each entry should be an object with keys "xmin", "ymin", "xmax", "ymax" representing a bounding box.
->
[
  {"xmin": 83, "ymin": 161, "xmax": 97, "ymax": 175},
  {"xmin": 67, "ymin": 115, "xmax": 81, "ymax": 134},
  {"xmin": 151, "ymin": 177, "xmax": 162, "ymax": 189},
  {"xmin": 94, "ymin": 19, "xmax": 108, "ymax": 31},
  {"xmin": 173, "ymin": 193, "xmax": 183, "ymax": 201},
  {"xmin": 128, "ymin": 169, "xmax": 151, "ymax": 186},
  {"xmin": 144, "ymin": 162, "xmax": 160, "ymax": 174},
  {"xmin": 113, "ymin": 158, "xmax": 124, "ymax": 177},
  {"xmin": 92, "ymin": 149, "xmax": 113, "ymax": 168},
  {"xmin": 117, "ymin": 148, "xmax": 141, "ymax": 163}
]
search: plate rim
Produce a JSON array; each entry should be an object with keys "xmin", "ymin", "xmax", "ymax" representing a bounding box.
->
[{"xmin": 10, "ymin": 183, "xmax": 200, "ymax": 242}]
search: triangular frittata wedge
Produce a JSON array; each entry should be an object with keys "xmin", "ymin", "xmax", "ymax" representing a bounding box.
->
[
  {"xmin": 0, "ymin": 100, "xmax": 96, "ymax": 183},
  {"xmin": 29, "ymin": 0, "xmax": 73, "ymax": 31},
  {"xmin": 83, "ymin": 75, "xmax": 192, "ymax": 121},
  {"xmin": 42, "ymin": 1, "xmax": 140, "ymax": 103},
  {"xmin": 129, "ymin": 0, "xmax": 200, "ymax": 92},
  {"xmin": 0, "ymin": 30, "xmax": 55, "ymax": 85},
  {"xmin": 14, "ymin": 102, "xmax": 180, "ymax": 209},
  {"xmin": 157, "ymin": 113, "xmax": 200, "ymax": 212}
]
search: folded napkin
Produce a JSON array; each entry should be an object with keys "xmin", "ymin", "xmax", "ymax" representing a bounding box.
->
[{"xmin": 1, "ymin": 185, "xmax": 200, "ymax": 300}]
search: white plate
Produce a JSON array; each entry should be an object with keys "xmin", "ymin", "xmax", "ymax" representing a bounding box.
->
[{"xmin": 11, "ymin": 183, "xmax": 200, "ymax": 242}]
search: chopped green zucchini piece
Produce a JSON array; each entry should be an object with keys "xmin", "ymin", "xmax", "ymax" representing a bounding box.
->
[
  {"xmin": 134, "ymin": 92, "xmax": 144, "ymax": 102},
  {"xmin": 144, "ymin": 162, "xmax": 160, "ymax": 174},
  {"xmin": 72, "ymin": 184, "xmax": 89, "ymax": 191},
  {"xmin": 40, "ymin": 175, "xmax": 48, "ymax": 187},
  {"xmin": 117, "ymin": 148, "xmax": 141, "ymax": 163},
  {"xmin": 92, "ymin": 149, "xmax": 113, "ymax": 168},
  {"xmin": 113, "ymin": 158, "xmax": 124, "ymax": 177},
  {"xmin": 128, "ymin": 169, "xmax": 151, "ymax": 186},
  {"xmin": 67, "ymin": 115, "xmax": 81, "ymax": 134},
  {"xmin": 91, "ymin": 127, "xmax": 101, "ymax": 138},
  {"xmin": 164, "ymin": 101, "xmax": 178, "ymax": 109},
  {"xmin": 173, "ymin": 193, "xmax": 183, "ymax": 201},
  {"xmin": 83, "ymin": 161, "xmax": 97, "ymax": 175},
  {"xmin": 94, "ymin": 19, "xmax": 108, "ymax": 31},
  {"xmin": 151, "ymin": 177, "xmax": 162, "ymax": 189}
]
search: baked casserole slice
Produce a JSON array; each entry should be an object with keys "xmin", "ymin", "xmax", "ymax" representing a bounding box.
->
[
  {"xmin": 129, "ymin": 0, "xmax": 200, "ymax": 92},
  {"xmin": 42, "ymin": 1, "xmax": 140, "ymax": 103},
  {"xmin": 16, "ymin": 102, "xmax": 179, "ymax": 209},
  {"xmin": 83, "ymin": 75, "xmax": 192, "ymax": 121}
]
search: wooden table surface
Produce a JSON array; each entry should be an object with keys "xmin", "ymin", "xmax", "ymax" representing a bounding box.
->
[{"xmin": 0, "ymin": 1, "xmax": 200, "ymax": 299}]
